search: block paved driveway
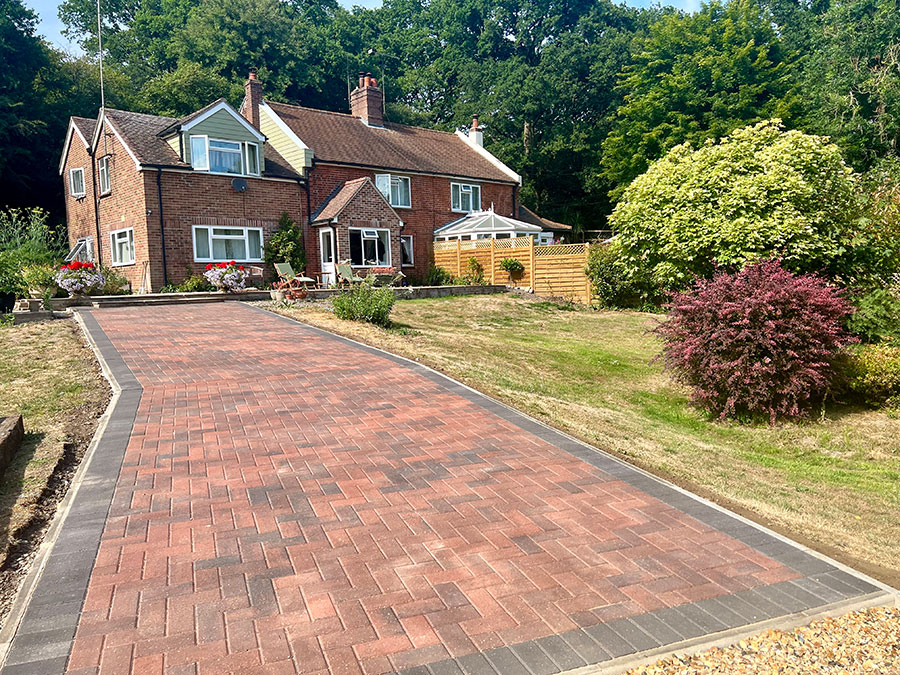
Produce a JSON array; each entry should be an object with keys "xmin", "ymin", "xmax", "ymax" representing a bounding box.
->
[{"xmin": 3, "ymin": 303, "xmax": 886, "ymax": 675}]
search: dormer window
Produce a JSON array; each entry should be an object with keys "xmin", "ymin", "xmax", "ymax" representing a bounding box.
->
[{"xmin": 190, "ymin": 135, "xmax": 261, "ymax": 176}]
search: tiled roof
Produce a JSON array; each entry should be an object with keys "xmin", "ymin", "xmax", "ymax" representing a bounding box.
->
[
  {"xmin": 311, "ymin": 178, "xmax": 370, "ymax": 223},
  {"xmin": 155, "ymin": 98, "xmax": 228, "ymax": 137},
  {"xmin": 102, "ymin": 108, "xmax": 299, "ymax": 179},
  {"xmin": 266, "ymin": 101, "xmax": 518, "ymax": 184},
  {"xmin": 517, "ymin": 205, "xmax": 572, "ymax": 232},
  {"xmin": 71, "ymin": 117, "xmax": 96, "ymax": 145}
]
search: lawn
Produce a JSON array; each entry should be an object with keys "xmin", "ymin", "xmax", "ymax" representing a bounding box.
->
[
  {"xmin": 0, "ymin": 319, "xmax": 108, "ymax": 627},
  {"xmin": 265, "ymin": 293, "xmax": 899, "ymax": 583}
]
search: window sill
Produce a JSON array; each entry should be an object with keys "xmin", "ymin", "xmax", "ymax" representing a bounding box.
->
[
  {"xmin": 451, "ymin": 209, "xmax": 479, "ymax": 214},
  {"xmin": 111, "ymin": 261, "xmax": 136, "ymax": 268},
  {"xmin": 194, "ymin": 259, "xmax": 264, "ymax": 264},
  {"xmin": 390, "ymin": 204, "xmax": 412, "ymax": 210},
  {"xmin": 99, "ymin": 191, "xmax": 112, "ymax": 199},
  {"xmin": 71, "ymin": 194, "xmax": 86, "ymax": 200},
  {"xmin": 350, "ymin": 264, "xmax": 392, "ymax": 269},
  {"xmin": 193, "ymin": 169, "xmax": 261, "ymax": 178}
]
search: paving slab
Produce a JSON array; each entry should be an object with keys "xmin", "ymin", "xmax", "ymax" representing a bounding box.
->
[{"xmin": 1, "ymin": 303, "xmax": 893, "ymax": 674}]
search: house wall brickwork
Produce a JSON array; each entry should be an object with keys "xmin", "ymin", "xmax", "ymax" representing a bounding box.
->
[{"xmin": 306, "ymin": 163, "xmax": 515, "ymax": 281}]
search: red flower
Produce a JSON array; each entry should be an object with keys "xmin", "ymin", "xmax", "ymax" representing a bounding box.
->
[
  {"xmin": 238, "ymin": 265, "xmax": 244, "ymax": 271},
  {"xmin": 206, "ymin": 263, "xmax": 213, "ymax": 270},
  {"xmin": 229, "ymin": 260, "xmax": 236, "ymax": 266}
]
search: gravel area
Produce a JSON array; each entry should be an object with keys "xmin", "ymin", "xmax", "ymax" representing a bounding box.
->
[{"xmin": 626, "ymin": 606, "xmax": 900, "ymax": 674}]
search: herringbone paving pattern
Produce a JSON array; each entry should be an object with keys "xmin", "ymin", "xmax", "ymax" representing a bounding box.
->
[{"xmin": 66, "ymin": 303, "xmax": 803, "ymax": 674}]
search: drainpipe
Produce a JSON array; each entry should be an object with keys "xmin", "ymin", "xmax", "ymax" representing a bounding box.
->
[
  {"xmin": 155, "ymin": 168, "xmax": 169, "ymax": 287},
  {"xmin": 512, "ymin": 184, "xmax": 518, "ymax": 219},
  {"xmin": 89, "ymin": 147, "xmax": 102, "ymax": 262}
]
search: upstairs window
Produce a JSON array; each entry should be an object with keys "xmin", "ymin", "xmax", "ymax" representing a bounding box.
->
[
  {"xmin": 110, "ymin": 227, "xmax": 135, "ymax": 266},
  {"xmin": 68, "ymin": 168, "xmax": 85, "ymax": 198},
  {"xmin": 190, "ymin": 136, "xmax": 261, "ymax": 176},
  {"xmin": 98, "ymin": 156, "xmax": 111, "ymax": 195},
  {"xmin": 451, "ymin": 182, "xmax": 480, "ymax": 213},
  {"xmin": 375, "ymin": 174, "xmax": 411, "ymax": 208},
  {"xmin": 349, "ymin": 228, "xmax": 390, "ymax": 267}
]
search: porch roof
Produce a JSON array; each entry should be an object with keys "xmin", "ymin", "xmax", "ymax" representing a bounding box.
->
[{"xmin": 434, "ymin": 210, "xmax": 543, "ymax": 238}]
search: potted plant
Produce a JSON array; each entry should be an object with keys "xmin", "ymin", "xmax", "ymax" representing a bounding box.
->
[
  {"xmin": 54, "ymin": 261, "xmax": 106, "ymax": 298},
  {"xmin": 499, "ymin": 257, "xmax": 525, "ymax": 284},
  {"xmin": 22, "ymin": 264, "xmax": 59, "ymax": 299},
  {"xmin": 0, "ymin": 253, "xmax": 25, "ymax": 313},
  {"xmin": 203, "ymin": 261, "xmax": 248, "ymax": 292}
]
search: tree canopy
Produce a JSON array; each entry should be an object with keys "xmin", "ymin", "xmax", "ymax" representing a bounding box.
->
[{"xmin": 2, "ymin": 0, "xmax": 900, "ymax": 231}]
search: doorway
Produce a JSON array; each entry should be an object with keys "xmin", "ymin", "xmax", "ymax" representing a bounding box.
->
[{"xmin": 319, "ymin": 228, "xmax": 335, "ymax": 286}]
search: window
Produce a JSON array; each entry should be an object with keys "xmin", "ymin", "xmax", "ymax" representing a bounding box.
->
[
  {"xmin": 98, "ymin": 156, "xmax": 111, "ymax": 195},
  {"xmin": 191, "ymin": 135, "xmax": 209, "ymax": 170},
  {"xmin": 400, "ymin": 235, "xmax": 414, "ymax": 267},
  {"xmin": 349, "ymin": 228, "xmax": 390, "ymax": 267},
  {"xmin": 110, "ymin": 227, "xmax": 135, "ymax": 266},
  {"xmin": 192, "ymin": 226, "xmax": 263, "ymax": 262},
  {"xmin": 69, "ymin": 168, "xmax": 85, "ymax": 198},
  {"xmin": 65, "ymin": 236, "xmax": 94, "ymax": 263},
  {"xmin": 190, "ymin": 136, "xmax": 261, "ymax": 176},
  {"xmin": 375, "ymin": 174, "xmax": 411, "ymax": 208},
  {"xmin": 244, "ymin": 143, "xmax": 260, "ymax": 175},
  {"xmin": 451, "ymin": 182, "xmax": 481, "ymax": 213}
]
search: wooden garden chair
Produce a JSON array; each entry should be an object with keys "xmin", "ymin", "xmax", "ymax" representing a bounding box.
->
[
  {"xmin": 274, "ymin": 262, "xmax": 315, "ymax": 290},
  {"xmin": 336, "ymin": 263, "xmax": 364, "ymax": 288}
]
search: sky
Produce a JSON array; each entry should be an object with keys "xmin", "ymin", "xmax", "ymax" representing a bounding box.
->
[{"xmin": 24, "ymin": 0, "xmax": 701, "ymax": 54}]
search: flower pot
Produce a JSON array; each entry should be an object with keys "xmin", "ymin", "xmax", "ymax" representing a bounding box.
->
[
  {"xmin": 271, "ymin": 289, "xmax": 286, "ymax": 303},
  {"xmin": 0, "ymin": 292, "xmax": 14, "ymax": 314}
]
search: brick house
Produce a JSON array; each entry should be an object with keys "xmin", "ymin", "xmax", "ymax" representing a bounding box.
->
[{"xmin": 59, "ymin": 70, "xmax": 564, "ymax": 291}]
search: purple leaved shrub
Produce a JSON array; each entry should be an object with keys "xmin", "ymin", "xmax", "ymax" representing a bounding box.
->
[{"xmin": 654, "ymin": 260, "xmax": 856, "ymax": 422}]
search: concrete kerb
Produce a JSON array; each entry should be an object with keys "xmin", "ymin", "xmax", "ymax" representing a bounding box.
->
[{"xmin": 0, "ymin": 311, "xmax": 141, "ymax": 673}]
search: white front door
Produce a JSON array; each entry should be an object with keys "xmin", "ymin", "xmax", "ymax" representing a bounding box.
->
[{"xmin": 320, "ymin": 228, "xmax": 336, "ymax": 286}]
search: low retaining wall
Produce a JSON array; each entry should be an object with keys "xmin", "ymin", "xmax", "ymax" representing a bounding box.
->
[
  {"xmin": 293, "ymin": 285, "xmax": 509, "ymax": 301},
  {"xmin": 0, "ymin": 416, "xmax": 24, "ymax": 478}
]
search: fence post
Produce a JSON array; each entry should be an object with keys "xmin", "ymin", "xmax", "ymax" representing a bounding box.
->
[
  {"xmin": 584, "ymin": 243, "xmax": 591, "ymax": 304},
  {"xmin": 456, "ymin": 239, "xmax": 461, "ymax": 277},
  {"xmin": 490, "ymin": 238, "xmax": 496, "ymax": 285},
  {"xmin": 529, "ymin": 237, "xmax": 536, "ymax": 293}
]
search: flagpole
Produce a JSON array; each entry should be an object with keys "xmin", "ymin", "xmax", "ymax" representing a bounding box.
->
[{"xmin": 96, "ymin": 0, "xmax": 105, "ymax": 111}]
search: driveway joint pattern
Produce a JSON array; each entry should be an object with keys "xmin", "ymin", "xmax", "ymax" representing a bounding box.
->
[{"xmin": 1, "ymin": 303, "xmax": 888, "ymax": 675}]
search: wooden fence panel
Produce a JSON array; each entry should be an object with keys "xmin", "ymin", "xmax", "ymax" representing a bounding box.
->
[{"xmin": 432, "ymin": 238, "xmax": 591, "ymax": 302}]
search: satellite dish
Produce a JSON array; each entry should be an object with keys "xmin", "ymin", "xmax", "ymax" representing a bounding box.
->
[{"xmin": 232, "ymin": 177, "xmax": 248, "ymax": 192}]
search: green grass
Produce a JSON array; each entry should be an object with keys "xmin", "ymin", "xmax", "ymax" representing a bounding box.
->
[{"xmin": 266, "ymin": 294, "xmax": 900, "ymax": 577}]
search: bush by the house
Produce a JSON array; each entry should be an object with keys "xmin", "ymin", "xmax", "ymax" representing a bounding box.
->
[
  {"xmin": 101, "ymin": 267, "xmax": 131, "ymax": 295},
  {"xmin": 264, "ymin": 212, "xmax": 306, "ymax": 273},
  {"xmin": 458, "ymin": 257, "xmax": 485, "ymax": 285},
  {"xmin": 332, "ymin": 277, "xmax": 395, "ymax": 327},
  {"xmin": 499, "ymin": 257, "xmax": 524, "ymax": 277},
  {"xmin": 848, "ymin": 288, "xmax": 900, "ymax": 345},
  {"xmin": 611, "ymin": 121, "xmax": 869, "ymax": 291},
  {"xmin": 161, "ymin": 274, "xmax": 215, "ymax": 293},
  {"xmin": 847, "ymin": 344, "xmax": 900, "ymax": 407},
  {"xmin": 585, "ymin": 240, "xmax": 663, "ymax": 309},
  {"xmin": 21, "ymin": 264, "xmax": 58, "ymax": 297},
  {"xmin": 0, "ymin": 207, "xmax": 67, "ymax": 267},
  {"xmin": 655, "ymin": 260, "xmax": 855, "ymax": 422},
  {"xmin": 55, "ymin": 261, "xmax": 106, "ymax": 296},
  {"xmin": 423, "ymin": 265, "xmax": 455, "ymax": 286},
  {"xmin": 204, "ymin": 261, "xmax": 247, "ymax": 292}
]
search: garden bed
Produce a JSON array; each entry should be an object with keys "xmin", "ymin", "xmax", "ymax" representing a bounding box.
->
[
  {"xmin": 262, "ymin": 293, "xmax": 900, "ymax": 586},
  {"xmin": 0, "ymin": 320, "xmax": 108, "ymax": 629}
]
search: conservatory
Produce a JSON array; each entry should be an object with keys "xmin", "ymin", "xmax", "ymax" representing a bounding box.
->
[{"xmin": 433, "ymin": 210, "xmax": 553, "ymax": 244}]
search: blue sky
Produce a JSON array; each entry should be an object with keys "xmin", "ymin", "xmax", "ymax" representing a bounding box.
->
[{"xmin": 25, "ymin": 0, "xmax": 700, "ymax": 53}]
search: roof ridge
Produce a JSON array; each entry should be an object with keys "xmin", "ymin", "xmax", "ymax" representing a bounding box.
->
[
  {"xmin": 267, "ymin": 99, "xmax": 463, "ymax": 140},
  {"xmin": 106, "ymin": 108, "xmax": 180, "ymax": 124}
]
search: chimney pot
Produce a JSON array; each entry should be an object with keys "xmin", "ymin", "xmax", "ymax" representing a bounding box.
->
[
  {"xmin": 243, "ymin": 68, "xmax": 263, "ymax": 129},
  {"xmin": 248, "ymin": 67, "xmax": 258, "ymax": 81},
  {"xmin": 351, "ymin": 71, "xmax": 384, "ymax": 126}
]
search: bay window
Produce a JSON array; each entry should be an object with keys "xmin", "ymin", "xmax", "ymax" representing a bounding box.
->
[
  {"xmin": 109, "ymin": 227, "xmax": 135, "ymax": 266},
  {"xmin": 451, "ymin": 182, "xmax": 480, "ymax": 213},
  {"xmin": 349, "ymin": 228, "xmax": 391, "ymax": 267},
  {"xmin": 375, "ymin": 174, "xmax": 411, "ymax": 208},
  {"xmin": 193, "ymin": 225, "xmax": 263, "ymax": 262}
]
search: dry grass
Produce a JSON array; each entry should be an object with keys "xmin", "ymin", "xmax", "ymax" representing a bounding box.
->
[
  {"xmin": 0, "ymin": 319, "xmax": 108, "ymax": 567},
  {"xmin": 261, "ymin": 294, "xmax": 900, "ymax": 579}
]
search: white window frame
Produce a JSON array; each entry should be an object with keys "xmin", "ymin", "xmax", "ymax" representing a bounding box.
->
[
  {"xmin": 451, "ymin": 182, "xmax": 481, "ymax": 213},
  {"xmin": 190, "ymin": 135, "xmax": 261, "ymax": 177},
  {"xmin": 109, "ymin": 227, "xmax": 135, "ymax": 266},
  {"xmin": 68, "ymin": 167, "xmax": 86, "ymax": 198},
  {"xmin": 97, "ymin": 156, "xmax": 111, "ymax": 195},
  {"xmin": 348, "ymin": 227, "xmax": 391, "ymax": 267},
  {"xmin": 65, "ymin": 236, "xmax": 95, "ymax": 263},
  {"xmin": 190, "ymin": 135, "xmax": 209, "ymax": 170},
  {"xmin": 400, "ymin": 235, "xmax": 414, "ymax": 267},
  {"xmin": 192, "ymin": 225, "xmax": 264, "ymax": 262},
  {"xmin": 375, "ymin": 173, "xmax": 411, "ymax": 209}
]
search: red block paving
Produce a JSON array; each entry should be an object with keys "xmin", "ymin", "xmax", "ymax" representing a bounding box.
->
[{"xmin": 66, "ymin": 304, "xmax": 799, "ymax": 674}]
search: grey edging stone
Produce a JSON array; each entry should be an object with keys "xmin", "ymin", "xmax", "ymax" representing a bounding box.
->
[
  {"xmin": 247, "ymin": 305, "xmax": 897, "ymax": 675},
  {"xmin": 0, "ymin": 310, "xmax": 142, "ymax": 674}
]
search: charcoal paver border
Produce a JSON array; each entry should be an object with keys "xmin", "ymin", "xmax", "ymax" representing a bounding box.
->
[
  {"xmin": 0, "ymin": 311, "xmax": 142, "ymax": 674},
  {"xmin": 2, "ymin": 304, "xmax": 893, "ymax": 675}
]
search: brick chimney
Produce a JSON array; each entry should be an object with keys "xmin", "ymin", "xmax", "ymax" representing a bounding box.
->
[
  {"xmin": 350, "ymin": 72, "xmax": 384, "ymax": 127},
  {"xmin": 243, "ymin": 68, "xmax": 263, "ymax": 129},
  {"xmin": 469, "ymin": 114, "xmax": 483, "ymax": 147}
]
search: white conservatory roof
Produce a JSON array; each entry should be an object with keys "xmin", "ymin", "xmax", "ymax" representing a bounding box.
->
[{"xmin": 434, "ymin": 210, "xmax": 544, "ymax": 238}]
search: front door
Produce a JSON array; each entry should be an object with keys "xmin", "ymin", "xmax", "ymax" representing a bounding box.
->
[{"xmin": 319, "ymin": 228, "xmax": 335, "ymax": 286}]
